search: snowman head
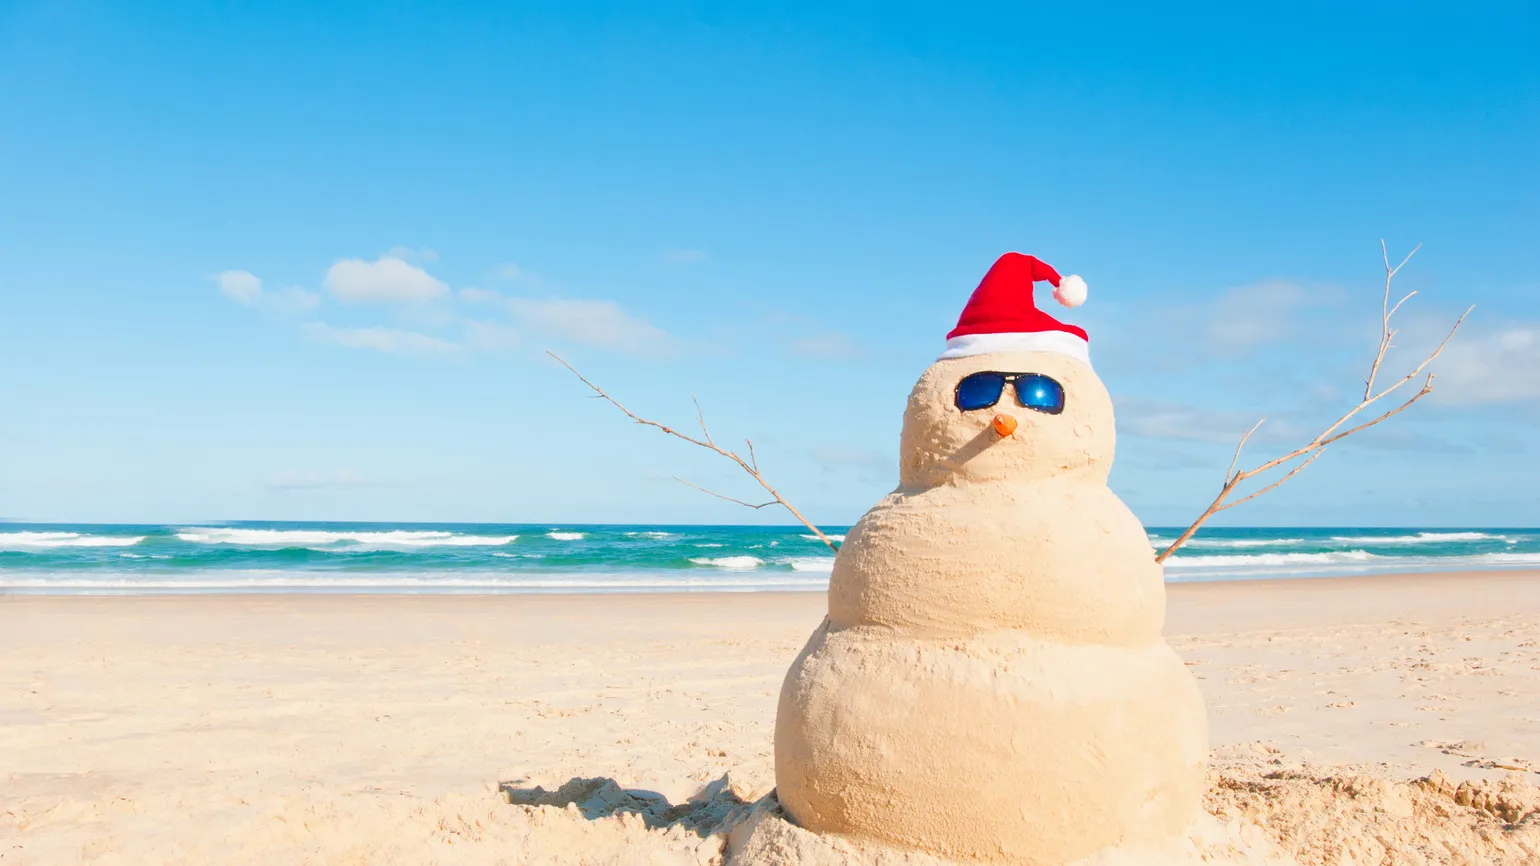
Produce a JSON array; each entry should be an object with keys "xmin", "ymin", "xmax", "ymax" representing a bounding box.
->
[{"xmin": 898, "ymin": 253, "xmax": 1112, "ymax": 489}]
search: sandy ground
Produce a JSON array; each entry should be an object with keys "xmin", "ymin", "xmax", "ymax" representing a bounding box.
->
[{"xmin": 3, "ymin": 571, "xmax": 1539, "ymax": 864}]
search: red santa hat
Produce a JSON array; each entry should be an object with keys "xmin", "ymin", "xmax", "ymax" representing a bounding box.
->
[{"xmin": 939, "ymin": 252, "xmax": 1089, "ymax": 364}]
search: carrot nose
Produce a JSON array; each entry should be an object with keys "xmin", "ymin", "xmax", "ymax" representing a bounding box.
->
[{"xmin": 992, "ymin": 413, "xmax": 1018, "ymax": 437}]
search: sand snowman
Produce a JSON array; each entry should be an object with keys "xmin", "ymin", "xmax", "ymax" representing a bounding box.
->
[{"xmin": 773, "ymin": 253, "xmax": 1210, "ymax": 864}]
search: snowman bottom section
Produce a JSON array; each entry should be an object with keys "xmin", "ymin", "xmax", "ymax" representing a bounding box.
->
[{"xmin": 774, "ymin": 621, "xmax": 1208, "ymax": 866}]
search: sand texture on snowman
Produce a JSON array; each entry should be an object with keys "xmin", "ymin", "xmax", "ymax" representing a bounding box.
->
[{"xmin": 772, "ymin": 254, "xmax": 1213, "ymax": 865}]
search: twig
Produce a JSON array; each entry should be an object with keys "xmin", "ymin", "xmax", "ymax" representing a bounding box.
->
[
  {"xmin": 1225, "ymin": 419, "xmax": 1266, "ymax": 485},
  {"xmin": 1155, "ymin": 242, "xmax": 1469, "ymax": 564},
  {"xmin": 548, "ymin": 352, "xmax": 839, "ymax": 552},
  {"xmin": 674, "ymin": 477, "xmax": 776, "ymax": 509}
]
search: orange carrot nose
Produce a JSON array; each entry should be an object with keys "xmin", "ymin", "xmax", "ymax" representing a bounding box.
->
[{"xmin": 992, "ymin": 414, "xmax": 1018, "ymax": 437}]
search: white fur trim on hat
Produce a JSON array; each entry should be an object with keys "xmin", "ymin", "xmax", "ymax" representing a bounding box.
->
[
  {"xmin": 1053, "ymin": 274, "xmax": 1087, "ymax": 308},
  {"xmin": 938, "ymin": 330, "xmax": 1091, "ymax": 365}
]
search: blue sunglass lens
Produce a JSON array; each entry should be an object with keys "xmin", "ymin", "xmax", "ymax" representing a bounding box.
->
[
  {"xmin": 1015, "ymin": 374, "xmax": 1065, "ymax": 414},
  {"xmin": 955, "ymin": 372, "xmax": 1007, "ymax": 411}
]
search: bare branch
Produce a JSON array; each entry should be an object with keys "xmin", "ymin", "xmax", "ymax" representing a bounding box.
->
[
  {"xmin": 1365, "ymin": 241, "xmax": 1420, "ymax": 399},
  {"xmin": 1155, "ymin": 243, "xmax": 1467, "ymax": 564},
  {"xmin": 1387, "ymin": 291, "xmax": 1417, "ymax": 320},
  {"xmin": 1317, "ymin": 375, "xmax": 1435, "ymax": 448},
  {"xmin": 1225, "ymin": 419, "xmax": 1266, "ymax": 485},
  {"xmin": 1388, "ymin": 241, "xmax": 1422, "ymax": 279},
  {"xmin": 674, "ymin": 477, "xmax": 775, "ymax": 509},
  {"xmin": 691, "ymin": 394, "xmax": 713, "ymax": 445},
  {"xmin": 1216, "ymin": 450, "xmax": 1325, "ymax": 512},
  {"xmin": 548, "ymin": 351, "xmax": 839, "ymax": 552}
]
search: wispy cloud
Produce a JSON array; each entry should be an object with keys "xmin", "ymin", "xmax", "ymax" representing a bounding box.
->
[
  {"xmin": 458, "ymin": 287, "xmax": 502, "ymax": 304},
  {"xmin": 215, "ymin": 270, "xmax": 320, "ymax": 314},
  {"xmin": 659, "ymin": 249, "xmax": 708, "ymax": 264},
  {"xmin": 1117, "ymin": 442, "xmax": 1220, "ymax": 472},
  {"xmin": 1431, "ymin": 324, "xmax": 1540, "ymax": 405},
  {"xmin": 325, "ymin": 255, "xmax": 448, "ymax": 303},
  {"xmin": 221, "ymin": 251, "xmax": 680, "ymax": 360},
  {"xmin": 216, "ymin": 270, "xmax": 262, "ymax": 304},
  {"xmin": 460, "ymin": 319, "xmax": 522, "ymax": 352},
  {"xmin": 302, "ymin": 322, "xmax": 457, "ymax": 354},
  {"xmin": 790, "ymin": 333, "xmax": 863, "ymax": 359},
  {"xmin": 507, "ymin": 296, "xmax": 675, "ymax": 356},
  {"xmin": 1116, "ymin": 397, "xmax": 1305, "ymax": 445},
  {"xmin": 1341, "ymin": 427, "xmax": 1473, "ymax": 454},
  {"xmin": 1203, "ymin": 280, "xmax": 1337, "ymax": 357},
  {"xmin": 491, "ymin": 263, "xmax": 546, "ymax": 285}
]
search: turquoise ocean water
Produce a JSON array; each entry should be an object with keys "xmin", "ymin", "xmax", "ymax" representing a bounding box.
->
[{"xmin": 2, "ymin": 523, "xmax": 1538, "ymax": 595}]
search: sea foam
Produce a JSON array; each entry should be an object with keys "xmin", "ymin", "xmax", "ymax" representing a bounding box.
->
[
  {"xmin": 0, "ymin": 531, "xmax": 145, "ymax": 549},
  {"xmin": 689, "ymin": 556, "xmax": 764, "ymax": 569},
  {"xmin": 1166, "ymin": 550, "xmax": 1381, "ymax": 569},
  {"xmin": 175, "ymin": 528, "xmax": 516, "ymax": 547},
  {"xmin": 784, "ymin": 557, "xmax": 836, "ymax": 572},
  {"xmin": 1184, "ymin": 538, "xmax": 1307, "ymax": 549},
  {"xmin": 1327, "ymin": 531, "xmax": 1512, "ymax": 544}
]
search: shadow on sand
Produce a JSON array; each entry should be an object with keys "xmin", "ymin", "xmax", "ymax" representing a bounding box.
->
[{"xmin": 499, "ymin": 775, "xmax": 763, "ymax": 837}]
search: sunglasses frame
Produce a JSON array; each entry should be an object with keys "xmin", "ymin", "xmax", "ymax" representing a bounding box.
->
[{"xmin": 953, "ymin": 371, "xmax": 1066, "ymax": 415}]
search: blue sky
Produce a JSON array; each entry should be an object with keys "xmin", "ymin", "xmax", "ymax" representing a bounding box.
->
[{"xmin": 1, "ymin": 1, "xmax": 1536, "ymax": 527}]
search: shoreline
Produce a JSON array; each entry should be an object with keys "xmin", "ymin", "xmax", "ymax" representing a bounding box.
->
[
  {"xmin": 3, "ymin": 565, "xmax": 1537, "ymax": 603},
  {"xmin": 5, "ymin": 524, "xmax": 1535, "ymax": 598}
]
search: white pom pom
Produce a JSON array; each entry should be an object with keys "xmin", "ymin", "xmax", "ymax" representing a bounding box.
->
[{"xmin": 1053, "ymin": 274, "xmax": 1087, "ymax": 308}]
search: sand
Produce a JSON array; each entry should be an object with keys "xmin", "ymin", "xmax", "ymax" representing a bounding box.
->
[{"xmin": 3, "ymin": 570, "xmax": 1539, "ymax": 864}]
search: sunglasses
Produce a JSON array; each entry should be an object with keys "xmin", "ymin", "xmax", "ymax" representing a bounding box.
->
[{"xmin": 954, "ymin": 371, "xmax": 1065, "ymax": 414}]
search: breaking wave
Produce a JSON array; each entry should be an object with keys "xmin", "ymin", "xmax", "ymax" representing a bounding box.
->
[
  {"xmin": 0, "ymin": 531, "xmax": 145, "ymax": 549},
  {"xmin": 175, "ymin": 528, "xmax": 517, "ymax": 547}
]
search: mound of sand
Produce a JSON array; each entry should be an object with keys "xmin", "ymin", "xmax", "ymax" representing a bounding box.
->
[
  {"xmin": 495, "ymin": 753, "xmax": 1540, "ymax": 865},
  {"xmin": 1206, "ymin": 766, "xmax": 1540, "ymax": 865}
]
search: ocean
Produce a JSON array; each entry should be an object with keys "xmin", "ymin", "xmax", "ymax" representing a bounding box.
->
[{"xmin": 0, "ymin": 523, "xmax": 1536, "ymax": 595}]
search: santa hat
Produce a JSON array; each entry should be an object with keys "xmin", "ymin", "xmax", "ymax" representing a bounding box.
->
[{"xmin": 939, "ymin": 252, "xmax": 1089, "ymax": 364}]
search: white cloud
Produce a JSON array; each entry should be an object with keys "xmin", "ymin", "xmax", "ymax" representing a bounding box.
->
[
  {"xmin": 507, "ymin": 297, "xmax": 674, "ymax": 356},
  {"xmin": 273, "ymin": 287, "xmax": 321, "ymax": 313},
  {"xmin": 216, "ymin": 270, "xmax": 262, "ymax": 304},
  {"xmin": 1204, "ymin": 280, "xmax": 1327, "ymax": 356},
  {"xmin": 1343, "ymin": 427, "xmax": 1472, "ymax": 454},
  {"xmin": 224, "ymin": 254, "xmax": 683, "ymax": 362},
  {"xmin": 790, "ymin": 333, "xmax": 862, "ymax": 359},
  {"xmin": 325, "ymin": 255, "xmax": 448, "ymax": 303},
  {"xmin": 1116, "ymin": 398, "xmax": 1304, "ymax": 445},
  {"xmin": 302, "ymin": 322, "xmax": 457, "ymax": 354},
  {"xmin": 215, "ymin": 270, "xmax": 320, "ymax": 314},
  {"xmin": 659, "ymin": 249, "xmax": 708, "ymax": 263},
  {"xmin": 1433, "ymin": 326, "xmax": 1540, "ymax": 405},
  {"xmin": 1118, "ymin": 400, "xmax": 1250, "ymax": 444},
  {"xmin": 458, "ymin": 287, "xmax": 503, "ymax": 304},
  {"xmin": 491, "ymin": 263, "xmax": 547, "ymax": 286},
  {"xmin": 461, "ymin": 319, "xmax": 522, "ymax": 352}
]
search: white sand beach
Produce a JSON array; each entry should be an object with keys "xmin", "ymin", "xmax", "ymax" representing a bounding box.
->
[{"xmin": 4, "ymin": 571, "xmax": 1539, "ymax": 864}]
